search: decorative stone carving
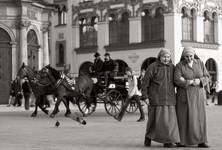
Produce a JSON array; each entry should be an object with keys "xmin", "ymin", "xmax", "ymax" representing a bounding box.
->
[
  {"xmin": 167, "ymin": 0, "xmax": 177, "ymax": 13},
  {"xmin": 15, "ymin": 20, "xmax": 31, "ymax": 29},
  {"xmin": 41, "ymin": 23, "xmax": 50, "ymax": 33}
]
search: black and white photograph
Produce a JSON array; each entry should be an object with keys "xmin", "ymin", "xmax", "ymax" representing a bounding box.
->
[{"xmin": 0, "ymin": 0, "xmax": 222, "ymax": 149}]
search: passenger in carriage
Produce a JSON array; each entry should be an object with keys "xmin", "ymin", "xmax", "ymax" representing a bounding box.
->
[
  {"xmin": 114, "ymin": 67, "xmax": 145, "ymax": 122},
  {"xmin": 102, "ymin": 53, "xmax": 115, "ymax": 86},
  {"xmin": 92, "ymin": 52, "xmax": 103, "ymax": 76}
]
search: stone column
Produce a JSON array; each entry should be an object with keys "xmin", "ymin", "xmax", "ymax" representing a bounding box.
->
[
  {"xmin": 164, "ymin": 13, "xmax": 182, "ymax": 64},
  {"xmin": 217, "ymin": 16, "xmax": 222, "ymax": 91},
  {"xmin": 41, "ymin": 24, "xmax": 50, "ymax": 66},
  {"xmin": 129, "ymin": 17, "xmax": 141, "ymax": 43},
  {"xmin": 10, "ymin": 42, "xmax": 17, "ymax": 79},
  {"xmin": 72, "ymin": 25, "xmax": 80, "ymax": 74},
  {"xmin": 19, "ymin": 21, "xmax": 30, "ymax": 67},
  {"xmin": 196, "ymin": 15, "xmax": 204, "ymax": 42}
]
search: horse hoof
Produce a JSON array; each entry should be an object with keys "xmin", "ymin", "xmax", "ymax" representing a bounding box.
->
[
  {"xmin": 45, "ymin": 110, "xmax": 49, "ymax": 115},
  {"xmin": 65, "ymin": 112, "xmax": 71, "ymax": 117},
  {"xmin": 50, "ymin": 114, "xmax": 55, "ymax": 118},
  {"xmin": 81, "ymin": 120, "xmax": 87, "ymax": 125},
  {"xmin": 31, "ymin": 113, "xmax": 37, "ymax": 117}
]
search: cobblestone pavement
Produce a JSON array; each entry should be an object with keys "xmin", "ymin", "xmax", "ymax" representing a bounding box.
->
[{"xmin": 0, "ymin": 104, "xmax": 221, "ymax": 150}]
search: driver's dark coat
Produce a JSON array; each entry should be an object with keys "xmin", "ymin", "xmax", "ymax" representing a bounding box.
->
[
  {"xmin": 102, "ymin": 59, "xmax": 115, "ymax": 72},
  {"xmin": 93, "ymin": 58, "xmax": 103, "ymax": 73}
]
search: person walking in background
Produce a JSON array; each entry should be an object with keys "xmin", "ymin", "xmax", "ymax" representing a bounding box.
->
[
  {"xmin": 137, "ymin": 69, "xmax": 146, "ymax": 91},
  {"xmin": 141, "ymin": 48, "xmax": 180, "ymax": 148},
  {"xmin": 13, "ymin": 77, "xmax": 23, "ymax": 107},
  {"xmin": 174, "ymin": 47, "xmax": 210, "ymax": 148},
  {"xmin": 114, "ymin": 67, "xmax": 145, "ymax": 122},
  {"xmin": 22, "ymin": 77, "xmax": 32, "ymax": 110},
  {"xmin": 7, "ymin": 79, "xmax": 16, "ymax": 107}
]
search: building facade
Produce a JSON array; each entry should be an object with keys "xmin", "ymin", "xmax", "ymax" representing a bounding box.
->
[
  {"xmin": 0, "ymin": 0, "xmax": 54, "ymax": 104},
  {"xmin": 50, "ymin": 0, "xmax": 222, "ymax": 90}
]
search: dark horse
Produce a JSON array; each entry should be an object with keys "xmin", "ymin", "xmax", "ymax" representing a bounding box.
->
[
  {"xmin": 42, "ymin": 65, "xmax": 96, "ymax": 118},
  {"xmin": 16, "ymin": 63, "xmax": 71, "ymax": 117}
]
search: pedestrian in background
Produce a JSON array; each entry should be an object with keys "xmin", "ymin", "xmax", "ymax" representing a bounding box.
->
[
  {"xmin": 174, "ymin": 47, "xmax": 210, "ymax": 148},
  {"xmin": 114, "ymin": 67, "xmax": 145, "ymax": 122},
  {"xmin": 13, "ymin": 77, "xmax": 23, "ymax": 107},
  {"xmin": 142, "ymin": 48, "xmax": 180, "ymax": 148},
  {"xmin": 22, "ymin": 77, "xmax": 32, "ymax": 110}
]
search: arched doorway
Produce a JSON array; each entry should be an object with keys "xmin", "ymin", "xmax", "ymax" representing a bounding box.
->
[
  {"xmin": 114, "ymin": 59, "xmax": 128, "ymax": 76},
  {"xmin": 0, "ymin": 28, "xmax": 12, "ymax": 104},
  {"xmin": 27, "ymin": 30, "xmax": 39, "ymax": 70},
  {"xmin": 79, "ymin": 61, "xmax": 94, "ymax": 76},
  {"xmin": 205, "ymin": 58, "xmax": 217, "ymax": 82},
  {"xmin": 141, "ymin": 57, "xmax": 157, "ymax": 70}
]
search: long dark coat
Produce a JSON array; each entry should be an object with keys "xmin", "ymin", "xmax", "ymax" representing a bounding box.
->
[{"xmin": 174, "ymin": 59, "xmax": 210, "ymax": 145}]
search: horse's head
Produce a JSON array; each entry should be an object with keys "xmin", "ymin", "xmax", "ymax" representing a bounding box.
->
[
  {"xmin": 41, "ymin": 64, "xmax": 61, "ymax": 81},
  {"xmin": 17, "ymin": 63, "xmax": 36, "ymax": 81}
]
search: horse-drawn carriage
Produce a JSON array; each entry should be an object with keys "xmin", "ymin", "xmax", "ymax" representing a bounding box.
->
[
  {"xmin": 77, "ymin": 74, "xmax": 128, "ymax": 117},
  {"xmin": 77, "ymin": 61, "xmax": 145, "ymax": 117},
  {"xmin": 16, "ymin": 63, "xmax": 131, "ymax": 118}
]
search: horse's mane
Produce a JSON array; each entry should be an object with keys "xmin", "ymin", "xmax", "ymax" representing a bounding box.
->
[
  {"xmin": 17, "ymin": 65, "xmax": 36, "ymax": 79},
  {"xmin": 45, "ymin": 65, "xmax": 61, "ymax": 80}
]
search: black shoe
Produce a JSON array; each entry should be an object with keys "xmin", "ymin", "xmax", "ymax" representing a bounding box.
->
[
  {"xmin": 164, "ymin": 143, "xmax": 175, "ymax": 148},
  {"xmin": 198, "ymin": 143, "xmax": 209, "ymax": 148},
  {"xmin": 144, "ymin": 138, "xmax": 151, "ymax": 147},
  {"xmin": 176, "ymin": 143, "xmax": 186, "ymax": 147},
  {"xmin": 113, "ymin": 115, "xmax": 121, "ymax": 122},
  {"xmin": 137, "ymin": 117, "xmax": 145, "ymax": 122}
]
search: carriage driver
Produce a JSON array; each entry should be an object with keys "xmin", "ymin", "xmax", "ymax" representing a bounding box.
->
[{"xmin": 92, "ymin": 52, "xmax": 103, "ymax": 76}]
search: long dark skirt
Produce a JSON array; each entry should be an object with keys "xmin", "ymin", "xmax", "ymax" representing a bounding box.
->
[{"xmin": 145, "ymin": 105, "xmax": 180, "ymax": 143}]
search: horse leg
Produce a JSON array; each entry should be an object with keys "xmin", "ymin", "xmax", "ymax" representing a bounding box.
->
[
  {"xmin": 50, "ymin": 96, "xmax": 62, "ymax": 118},
  {"xmin": 38, "ymin": 96, "xmax": 49, "ymax": 115},
  {"xmin": 63, "ymin": 97, "xmax": 71, "ymax": 117},
  {"xmin": 31, "ymin": 97, "xmax": 38, "ymax": 117}
]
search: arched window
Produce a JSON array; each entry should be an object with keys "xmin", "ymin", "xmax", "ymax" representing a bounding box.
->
[
  {"xmin": 58, "ymin": 43, "xmax": 65, "ymax": 65},
  {"xmin": 114, "ymin": 59, "xmax": 128, "ymax": 76},
  {"xmin": 204, "ymin": 11, "xmax": 215, "ymax": 43},
  {"xmin": 151, "ymin": 7, "xmax": 164, "ymax": 41},
  {"xmin": 58, "ymin": 5, "xmax": 67, "ymax": 25},
  {"xmin": 109, "ymin": 12, "xmax": 129, "ymax": 45},
  {"xmin": 205, "ymin": 58, "xmax": 217, "ymax": 82},
  {"xmin": 79, "ymin": 61, "xmax": 94, "ymax": 76},
  {"xmin": 79, "ymin": 16, "xmax": 98, "ymax": 47},
  {"xmin": 119, "ymin": 12, "xmax": 129, "ymax": 44},
  {"xmin": 141, "ymin": 9, "xmax": 152, "ymax": 42},
  {"xmin": 182, "ymin": 7, "xmax": 194, "ymax": 41},
  {"xmin": 141, "ymin": 57, "xmax": 157, "ymax": 70},
  {"xmin": 109, "ymin": 13, "xmax": 118, "ymax": 44}
]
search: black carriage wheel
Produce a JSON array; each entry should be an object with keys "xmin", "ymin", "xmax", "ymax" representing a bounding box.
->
[
  {"xmin": 77, "ymin": 96, "xmax": 96, "ymax": 117},
  {"xmin": 104, "ymin": 89, "xmax": 123, "ymax": 116},
  {"xmin": 125, "ymin": 99, "xmax": 138, "ymax": 113}
]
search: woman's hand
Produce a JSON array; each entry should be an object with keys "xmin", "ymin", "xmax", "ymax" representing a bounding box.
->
[
  {"xmin": 187, "ymin": 80, "xmax": 194, "ymax": 85},
  {"xmin": 193, "ymin": 78, "xmax": 200, "ymax": 86}
]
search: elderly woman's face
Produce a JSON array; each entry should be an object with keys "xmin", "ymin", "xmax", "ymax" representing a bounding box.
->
[
  {"xmin": 160, "ymin": 54, "xmax": 171, "ymax": 64},
  {"xmin": 184, "ymin": 53, "xmax": 194, "ymax": 63}
]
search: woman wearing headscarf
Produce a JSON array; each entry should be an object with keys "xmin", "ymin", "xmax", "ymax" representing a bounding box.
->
[
  {"xmin": 141, "ymin": 48, "xmax": 180, "ymax": 148},
  {"xmin": 174, "ymin": 47, "xmax": 210, "ymax": 148}
]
